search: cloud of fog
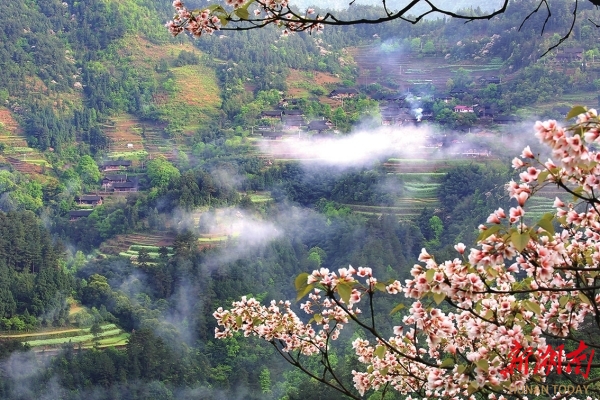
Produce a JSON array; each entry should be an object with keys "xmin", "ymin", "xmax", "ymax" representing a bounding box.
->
[
  {"xmin": 161, "ymin": 283, "xmax": 199, "ymax": 345},
  {"xmin": 0, "ymin": 349, "xmax": 62, "ymax": 399},
  {"xmin": 258, "ymin": 125, "xmax": 432, "ymax": 167},
  {"xmin": 199, "ymin": 208, "xmax": 282, "ymax": 267}
]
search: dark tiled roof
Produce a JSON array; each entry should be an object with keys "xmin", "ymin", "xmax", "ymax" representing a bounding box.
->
[
  {"xmin": 77, "ymin": 195, "xmax": 102, "ymax": 201},
  {"xmin": 112, "ymin": 181, "xmax": 136, "ymax": 189},
  {"xmin": 69, "ymin": 210, "xmax": 94, "ymax": 218},
  {"xmin": 103, "ymin": 160, "xmax": 132, "ymax": 167},
  {"xmin": 103, "ymin": 174, "xmax": 129, "ymax": 181},
  {"xmin": 261, "ymin": 110, "xmax": 283, "ymax": 117}
]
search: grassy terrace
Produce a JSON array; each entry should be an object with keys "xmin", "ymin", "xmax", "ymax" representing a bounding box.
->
[{"xmin": 1, "ymin": 323, "xmax": 130, "ymax": 350}]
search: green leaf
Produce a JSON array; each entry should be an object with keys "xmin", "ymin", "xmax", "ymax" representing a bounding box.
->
[
  {"xmin": 235, "ymin": 315, "xmax": 243, "ymax": 327},
  {"xmin": 536, "ymin": 216, "xmax": 555, "ymax": 235},
  {"xmin": 579, "ymin": 291, "xmax": 591, "ymax": 305},
  {"xmin": 511, "ymin": 230, "xmax": 530, "ymax": 252},
  {"xmin": 337, "ymin": 283, "xmax": 352, "ymax": 305},
  {"xmin": 295, "ymin": 273, "xmax": 309, "ymax": 292},
  {"xmin": 375, "ymin": 282, "xmax": 387, "ymax": 292},
  {"xmin": 296, "ymin": 283, "xmax": 314, "ymax": 301},
  {"xmin": 559, "ymin": 295, "xmax": 569, "ymax": 307},
  {"xmin": 374, "ymin": 345, "xmax": 386, "ymax": 359},
  {"xmin": 457, "ymin": 364, "xmax": 466, "ymax": 375},
  {"xmin": 483, "ymin": 309, "xmax": 494, "ymax": 320},
  {"xmin": 523, "ymin": 300, "xmax": 541, "ymax": 315},
  {"xmin": 433, "ymin": 292, "xmax": 445, "ymax": 305},
  {"xmin": 207, "ymin": 4, "xmax": 227, "ymax": 12},
  {"xmin": 476, "ymin": 224, "xmax": 502, "ymax": 242},
  {"xmin": 467, "ymin": 381, "xmax": 479, "ymax": 395},
  {"xmin": 537, "ymin": 170, "xmax": 550, "ymax": 184},
  {"xmin": 218, "ymin": 16, "xmax": 229, "ymax": 26},
  {"xmin": 566, "ymin": 105, "xmax": 587, "ymax": 121},
  {"xmin": 234, "ymin": 8, "xmax": 249, "ymax": 19},
  {"xmin": 240, "ymin": 0, "xmax": 254, "ymax": 9},
  {"xmin": 441, "ymin": 358, "xmax": 454, "ymax": 368},
  {"xmin": 313, "ymin": 313, "xmax": 323, "ymax": 323},
  {"xmin": 425, "ymin": 269, "xmax": 436, "ymax": 283},
  {"xmin": 475, "ymin": 359, "xmax": 489, "ymax": 372},
  {"xmin": 389, "ymin": 303, "xmax": 405, "ymax": 315}
]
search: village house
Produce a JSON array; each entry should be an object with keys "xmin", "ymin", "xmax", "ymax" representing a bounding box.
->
[
  {"xmin": 112, "ymin": 181, "xmax": 137, "ymax": 192},
  {"xmin": 328, "ymin": 88, "xmax": 359, "ymax": 99},
  {"xmin": 102, "ymin": 174, "xmax": 130, "ymax": 190},
  {"xmin": 102, "ymin": 160, "xmax": 132, "ymax": 172},
  {"xmin": 69, "ymin": 209, "xmax": 94, "ymax": 221},
  {"xmin": 76, "ymin": 195, "xmax": 103, "ymax": 206},
  {"xmin": 261, "ymin": 110, "xmax": 283, "ymax": 121},
  {"xmin": 454, "ymin": 105, "xmax": 474, "ymax": 113},
  {"xmin": 493, "ymin": 115, "xmax": 520, "ymax": 124},
  {"xmin": 307, "ymin": 119, "xmax": 334, "ymax": 133},
  {"xmin": 283, "ymin": 114, "xmax": 305, "ymax": 130},
  {"xmin": 261, "ymin": 131, "xmax": 285, "ymax": 140},
  {"xmin": 555, "ymin": 48, "xmax": 584, "ymax": 63}
]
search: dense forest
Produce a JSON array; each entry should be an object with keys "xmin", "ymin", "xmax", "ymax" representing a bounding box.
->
[{"xmin": 0, "ymin": 0, "xmax": 598, "ymax": 398}]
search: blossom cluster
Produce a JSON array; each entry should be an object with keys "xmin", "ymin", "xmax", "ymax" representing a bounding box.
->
[
  {"xmin": 214, "ymin": 108, "xmax": 600, "ymax": 399},
  {"xmin": 166, "ymin": 0, "xmax": 221, "ymax": 37},
  {"xmin": 166, "ymin": 0, "xmax": 324, "ymax": 38}
]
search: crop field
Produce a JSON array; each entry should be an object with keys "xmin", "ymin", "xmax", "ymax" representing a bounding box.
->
[
  {"xmin": 349, "ymin": 46, "xmax": 502, "ymax": 91},
  {"xmin": 523, "ymin": 196, "xmax": 556, "ymax": 224},
  {"xmin": 100, "ymin": 232, "xmax": 175, "ymax": 256},
  {"xmin": 157, "ymin": 64, "xmax": 221, "ymax": 134},
  {"xmin": 249, "ymin": 192, "xmax": 272, "ymax": 203},
  {"xmin": 102, "ymin": 114, "xmax": 178, "ymax": 161},
  {"xmin": 286, "ymin": 69, "xmax": 341, "ymax": 100},
  {"xmin": 119, "ymin": 244, "xmax": 174, "ymax": 260},
  {"xmin": 0, "ymin": 323, "xmax": 129, "ymax": 351},
  {"xmin": 0, "ymin": 107, "xmax": 28, "ymax": 149}
]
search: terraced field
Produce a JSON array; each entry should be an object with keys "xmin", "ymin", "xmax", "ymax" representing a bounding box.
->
[
  {"xmin": 119, "ymin": 244, "xmax": 174, "ymax": 260},
  {"xmin": 102, "ymin": 114, "xmax": 180, "ymax": 162},
  {"xmin": 1, "ymin": 323, "xmax": 129, "ymax": 352},
  {"xmin": 100, "ymin": 232, "xmax": 175, "ymax": 256},
  {"xmin": 0, "ymin": 108, "xmax": 28, "ymax": 149},
  {"xmin": 349, "ymin": 47, "xmax": 503, "ymax": 91}
]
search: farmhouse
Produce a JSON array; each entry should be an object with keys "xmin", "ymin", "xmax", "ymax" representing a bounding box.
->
[
  {"xmin": 284, "ymin": 109, "xmax": 304, "ymax": 116},
  {"xmin": 328, "ymin": 88, "xmax": 359, "ymax": 99},
  {"xmin": 102, "ymin": 174, "xmax": 130, "ymax": 190},
  {"xmin": 307, "ymin": 119, "xmax": 334, "ymax": 133},
  {"xmin": 76, "ymin": 195, "xmax": 103, "ymax": 206},
  {"xmin": 454, "ymin": 105, "xmax": 474, "ymax": 113},
  {"xmin": 261, "ymin": 131, "xmax": 285, "ymax": 140},
  {"xmin": 555, "ymin": 47, "xmax": 584, "ymax": 62},
  {"xmin": 102, "ymin": 160, "xmax": 132, "ymax": 172},
  {"xmin": 69, "ymin": 209, "xmax": 94, "ymax": 221},
  {"xmin": 261, "ymin": 110, "xmax": 283, "ymax": 120},
  {"xmin": 283, "ymin": 115, "xmax": 305, "ymax": 130},
  {"xmin": 112, "ymin": 181, "xmax": 137, "ymax": 192}
]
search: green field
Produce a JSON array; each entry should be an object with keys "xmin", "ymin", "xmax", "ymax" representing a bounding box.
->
[{"xmin": 1, "ymin": 323, "xmax": 130, "ymax": 350}]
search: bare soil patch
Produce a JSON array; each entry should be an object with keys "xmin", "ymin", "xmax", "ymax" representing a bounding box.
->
[{"xmin": 0, "ymin": 107, "xmax": 23, "ymax": 135}]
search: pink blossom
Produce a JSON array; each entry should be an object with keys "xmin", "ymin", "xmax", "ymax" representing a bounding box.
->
[{"xmin": 521, "ymin": 145, "xmax": 535, "ymax": 158}]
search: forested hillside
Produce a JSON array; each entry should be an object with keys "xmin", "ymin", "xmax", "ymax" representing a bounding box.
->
[{"xmin": 0, "ymin": 0, "xmax": 599, "ymax": 398}]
